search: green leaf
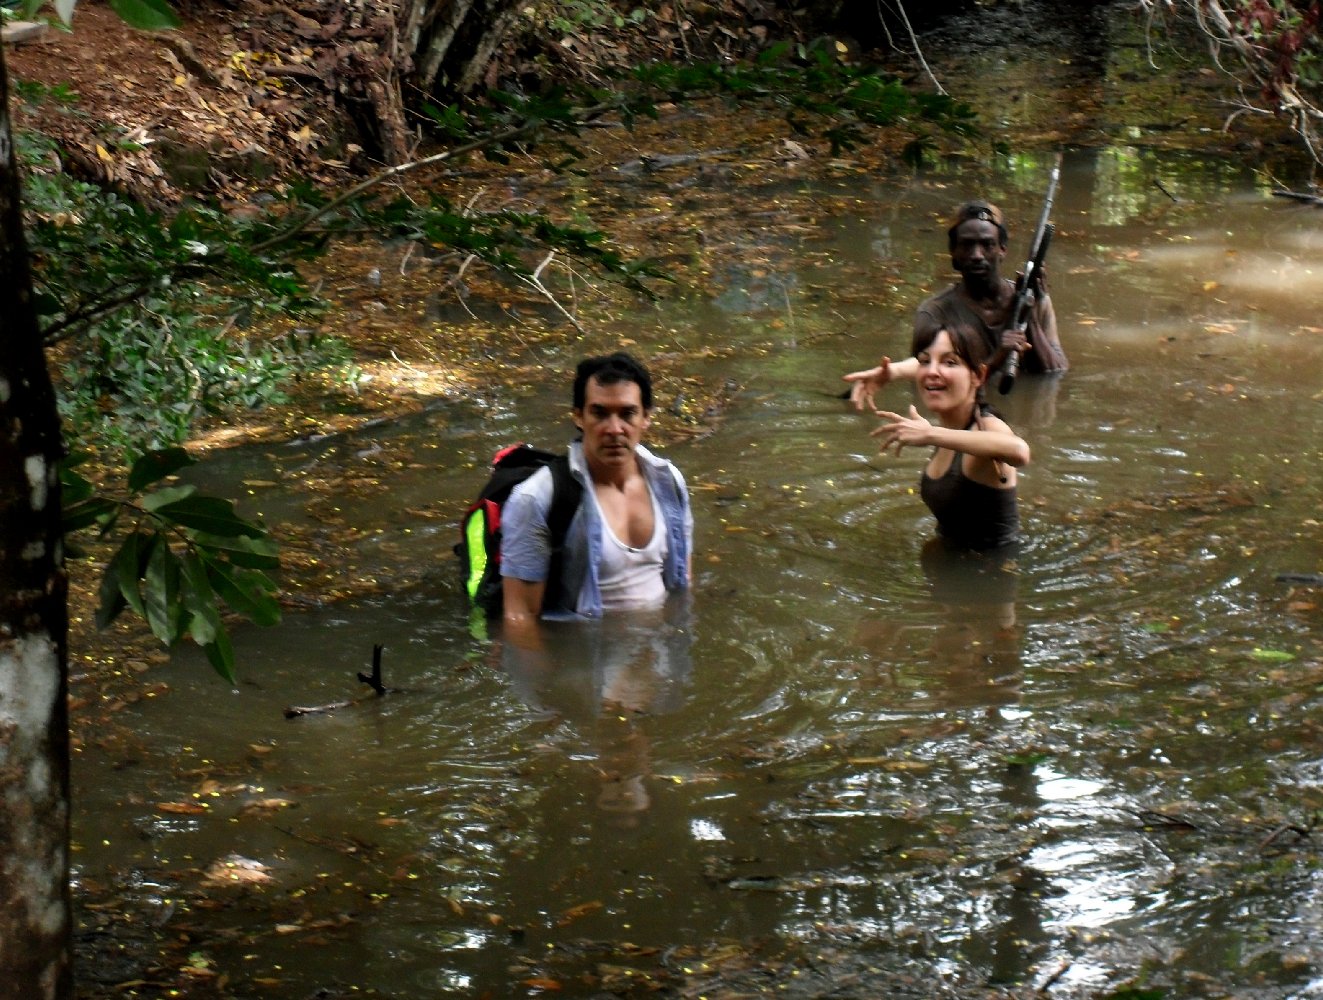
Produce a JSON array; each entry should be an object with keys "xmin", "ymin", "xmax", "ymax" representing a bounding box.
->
[
  {"xmin": 142, "ymin": 539, "xmax": 183, "ymax": 644},
  {"xmin": 110, "ymin": 531, "xmax": 155, "ymax": 621},
  {"xmin": 95, "ymin": 550, "xmax": 129, "ymax": 630},
  {"xmin": 191, "ymin": 531, "xmax": 280, "ymax": 570},
  {"xmin": 59, "ymin": 454, "xmax": 95, "ymax": 503},
  {"xmin": 205, "ymin": 559, "xmax": 281, "ymax": 627},
  {"xmin": 141, "ymin": 484, "xmax": 197, "ymax": 511},
  {"xmin": 108, "ymin": 0, "xmax": 180, "ymax": 31},
  {"xmin": 1004, "ymin": 752, "xmax": 1051, "ymax": 768},
  {"xmin": 63, "ymin": 496, "xmax": 119, "ymax": 534},
  {"xmin": 151, "ymin": 495, "xmax": 265, "ymax": 538},
  {"xmin": 179, "ymin": 552, "xmax": 221, "ymax": 647},
  {"xmin": 129, "ymin": 446, "xmax": 195, "ymax": 492},
  {"xmin": 202, "ymin": 628, "xmax": 237, "ymax": 685}
]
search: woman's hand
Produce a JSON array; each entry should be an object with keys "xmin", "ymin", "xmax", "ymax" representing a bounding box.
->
[
  {"xmin": 872, "ymin": 405, "xmax": 932, "ymax": 455},
  {"xmin": 842, "ymin": 357, "xmax": 891, "ymax": 413}
]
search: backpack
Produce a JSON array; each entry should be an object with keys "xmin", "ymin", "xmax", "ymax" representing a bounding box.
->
[{"xmin": 455, "ymin": 443, "xmax": 583, "ymax": 617}]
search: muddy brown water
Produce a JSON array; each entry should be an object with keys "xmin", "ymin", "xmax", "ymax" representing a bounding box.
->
[
  {"xmin": 70, "ymin": 12, "xmax": 1323, "ymax": 1000},
  {"xmin": 71, "ymin": 144, "xmax": 1323, "ymax": 999}
]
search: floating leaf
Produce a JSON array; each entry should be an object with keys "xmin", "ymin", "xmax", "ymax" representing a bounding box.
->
[
  {"xmin": 1251, "ymin": 648, "xmax": 1296, "ymax": 662},
  {"xmin": 556, "ymin": 900, "xmax": 604, "ymax": 926},
  {"xmin": 156, "ymin": 801, "xmax": 207, "ymax": 815}
]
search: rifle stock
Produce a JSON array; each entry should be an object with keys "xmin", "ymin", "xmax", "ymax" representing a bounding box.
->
[{"xmin": 998, "ymin": 155, "xmax": 1062, "ymax": 395}]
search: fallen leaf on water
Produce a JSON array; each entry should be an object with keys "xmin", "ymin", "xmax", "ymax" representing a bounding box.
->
[
  {"xmin": 202, "ymin": 856, "xmax": 274, "ymax": 886},
  {"xmin": 156, "ymin": 801, "xmax": 208, "ymax": 815},
  {"xmin": 556, "ymin": 900, "xmax": 604, "ymax": 926},
  {"xmin": 239, "ymin": 798, "xmax": 296, "ymax": 815},
  {"xmin": 846, "ymin": 757, "xmax": 930, "ymax": 771}
]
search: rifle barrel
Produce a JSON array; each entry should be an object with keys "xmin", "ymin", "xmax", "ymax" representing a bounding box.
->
[{"xmin": 998, "ymin": 154, "xmax": 1062, "ymax": 396}]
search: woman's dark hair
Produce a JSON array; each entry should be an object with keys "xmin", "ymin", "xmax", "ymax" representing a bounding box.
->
[
  {"xmin": 573, "ymin": 352, "xmax": 653, "ymax": 410},
  {"xmin": 912, "ymin": 325, "xmax": 992, "ymax": 372}
]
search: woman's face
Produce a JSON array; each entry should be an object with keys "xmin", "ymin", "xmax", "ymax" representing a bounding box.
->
[{"xmin": 915, "ymin": 330, "xmax": 984, "ymax": 417}]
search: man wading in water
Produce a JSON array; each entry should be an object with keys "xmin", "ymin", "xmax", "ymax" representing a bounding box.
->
[
  {"xmin": 843, "ymin": 200, "xmax": 1069, "ymax": 409},
  {"xmin": 500, "ymin": 352, "xmax": 693, "ymax": 646}
]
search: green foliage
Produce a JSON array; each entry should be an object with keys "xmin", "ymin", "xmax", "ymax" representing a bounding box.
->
[
  {"xmin": 1151, "ymin": 1, "xmax": 1323, "ymax": 164},
  {"xmin": 62, "ymin": 448, "xmax": 280, "ymax": 683},
  {"xmin": 107, "ymin": 0, "xmax": 178, "ymax": 30},
  {"xmin": 355, "ymin": 191, "xmax": 669, "ymax": 295},
  {"xmin": 54, "ymin": 303, "xmax": 349, "ymax": 455},
  {"xmin": 526, "ymin": 0, "xmax": 650, "ymax": 34},
  {"xmin": 17, "ymin": 0, "xmax": 176, "ymax": 29},
  {"xmin": 414, "ymin": 41, "xmax": 975, "ymax": 164},
  {"xmin": 484, "ymin": 45, "xmax": 976, "ymax": 159},
  {"xmin": 16, "ymin": 128, "xmax": 347, "ymax": 456},
  {"xmin": 1227, "ymin": 0, "xmax": 1323, "ymax": 89}
]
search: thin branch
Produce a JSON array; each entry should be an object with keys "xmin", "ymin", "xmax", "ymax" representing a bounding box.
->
[
  {"xmin": 251, "ymin": 100, "xmax": 622, "ymax": 255},
  {"xmin": 518, "ymin": 251, "xmax": 586, "ymax": 334},
  {"xmin": 875, "ymin": 0, "xmax": 946, "ymax": 95},
  {"xmin": 41, "ymin": 281, "xmax": 155, "ymax": 345}
]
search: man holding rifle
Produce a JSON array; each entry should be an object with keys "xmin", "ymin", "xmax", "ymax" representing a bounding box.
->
[{"xmin": 844, "ymin": 199, "xmax": 1069, "ymax": 411}]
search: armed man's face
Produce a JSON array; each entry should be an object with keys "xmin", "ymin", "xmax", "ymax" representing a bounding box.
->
[
  {"xmin": 951, "ymin": 218, "xmax": 1007, "ymax": 282},
  {"xmin": 573, "ymin": 376, "xmax": 651, "ymax": 479}
]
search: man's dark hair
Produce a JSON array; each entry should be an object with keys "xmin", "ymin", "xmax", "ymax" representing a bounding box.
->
[
  {"xmin": 573, "ymin": 352, "xmax": 653, "ymax": 410},
  {"xmin": 946, "ymin": 200, "xmax": 1009, "ymax": 251}
]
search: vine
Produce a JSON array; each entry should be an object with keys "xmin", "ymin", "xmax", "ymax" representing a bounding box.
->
[{"xmin": 1142, "ymin": 0, "xmax": 1323, "ymax": 163}]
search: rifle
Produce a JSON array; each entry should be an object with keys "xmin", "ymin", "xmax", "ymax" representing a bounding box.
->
[{"xmin": 998, "ymin": 153, "xmax": 1062, "ymax": 395}]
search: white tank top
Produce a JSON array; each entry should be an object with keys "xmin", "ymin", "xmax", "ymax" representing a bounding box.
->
[{"xmin": 593, "ymin": 484, "xmax": 669, "ymax": 610}]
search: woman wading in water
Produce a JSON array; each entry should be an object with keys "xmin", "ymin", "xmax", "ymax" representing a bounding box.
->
[
  {"xmin": 854, "ymin": 323, "xmax": 1032, "ymax": 703},
  {"xmin": 871, "ymin": 325, "xmax": 1030, "ymax": 552}
]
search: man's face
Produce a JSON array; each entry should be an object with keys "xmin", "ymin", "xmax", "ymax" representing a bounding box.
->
[
  {"xmin": 574, "ymin": 376, "xmax": 650, "ymax": 473},
  {"xmin": 950, "ymin": 218, "xmax": 1006, "ymax": 281}
]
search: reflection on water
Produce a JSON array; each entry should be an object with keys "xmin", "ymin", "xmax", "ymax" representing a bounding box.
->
[
  {"xmin": 71, "ymin": 127, "xmax": 1323, "ymax": 1000},
  {"xmin": 501, "ymin": 599, "xmax": 695, "ymax": 822}
]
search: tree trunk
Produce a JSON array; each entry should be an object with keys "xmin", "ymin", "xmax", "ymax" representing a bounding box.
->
[
  {"xmin": 401, "ymin": 0, "xmax": 523, "ymax": 98},
  {"xmin": 0, "ymin": 40, "xmax": 73, "ymax": 1000}
]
